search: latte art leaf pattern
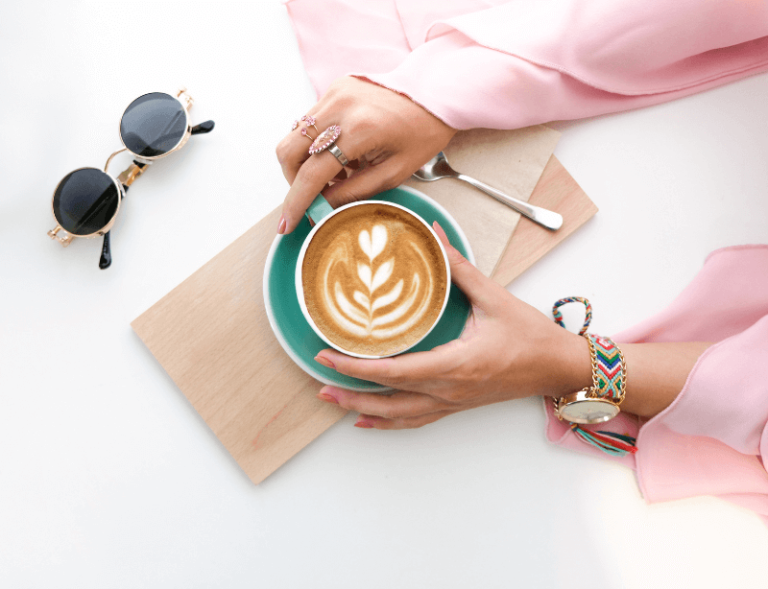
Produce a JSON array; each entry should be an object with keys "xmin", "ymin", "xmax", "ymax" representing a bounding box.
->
[
  {"xmin": 303, "ymin": 203, "xmax": 448, "ymax": 356},
  {"xmin": 322, "ymin": 223, "xmax": 435, "ymax": 339}
]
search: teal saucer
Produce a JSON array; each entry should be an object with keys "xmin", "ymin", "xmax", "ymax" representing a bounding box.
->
[{"xmin": 263, "ymin": 186, "xmax": 473, "ymax": 392}]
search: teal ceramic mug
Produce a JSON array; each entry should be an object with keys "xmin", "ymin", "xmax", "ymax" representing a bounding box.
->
[
  {"xmin": 263, "ymin": 186, "xmax": 474, "ymax": 392},
  {"xmin": 295, "ymin": 195, "xmax": 452, "ymax": 359}
]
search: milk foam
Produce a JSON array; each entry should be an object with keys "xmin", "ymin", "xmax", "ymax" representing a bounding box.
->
[
  {"xmin": 302, "ymin": 203, "xmax": 447, "ymax": 356},
  {"xmin": 319, "ymin": 223, "xmax": 434, "ymax": 340}
]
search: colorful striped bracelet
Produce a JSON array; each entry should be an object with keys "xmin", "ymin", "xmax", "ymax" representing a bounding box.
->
[{"xmin": 551, "ymin": 297, "xmax": 636, "ymax": 456}]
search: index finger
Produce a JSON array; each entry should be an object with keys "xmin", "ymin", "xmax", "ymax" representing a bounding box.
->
[{"xmin": 279, "ymin": 149, "xmax": 344, "ymax": 234}]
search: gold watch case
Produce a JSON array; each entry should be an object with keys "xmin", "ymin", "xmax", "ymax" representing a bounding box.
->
[{"xmin": 555, "ymin": 389, "xmax": 620, "ymax": 425}]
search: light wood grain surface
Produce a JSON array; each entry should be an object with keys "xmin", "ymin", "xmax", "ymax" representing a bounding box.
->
[
  {"xmin": 493, "ymin": 156, "xmax": 599, "ymax": 286},
  {"xmin": 131, "ymin": 153, "xmax": 596, "ymax": 484},
  {"xmin": 404, "ymin": 126, "xmax": 561, "ymax": 276},
  {"xmin": 131, "ymin": 207, "xmax": 347, "ymax": 485}
]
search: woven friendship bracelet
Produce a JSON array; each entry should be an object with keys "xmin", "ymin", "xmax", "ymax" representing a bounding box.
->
[
  {"xmin": 550, "ymin": 297, "xmax": 636, "ymax": 456},
  {"xmin": 587, "ymin": 334, "xmax": 627, "ymax": 403},
  {"xmin": 552, "ymin": 296, "xmax": 592, "ymax": 335}
]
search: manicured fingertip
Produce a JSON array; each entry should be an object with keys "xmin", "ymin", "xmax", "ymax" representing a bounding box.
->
[
  {"xmin": 277, "ymin": 214, "xmax": 287, "ymax": 234},
  {"xmin": 314, "ymin": 354, "xmax": 336, "ymax": 369},
  {"xmin": 432, "ymin": 221, "xmax": 452, "ymax": 250},
  {"xmin": 316, "ymin": 392, "xmax": 339, "ymax": 404},
  {"xmin": 354, "ymin": 419, "xmax": 374, "ymax": 429}
]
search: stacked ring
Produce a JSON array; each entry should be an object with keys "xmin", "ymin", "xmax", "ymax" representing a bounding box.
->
[
  {"xmin": 309, "ymin": 124, "xmax": 348, "ymax": 166},
  {"xmin": 301, "ymin": 115, "xmax": 320, "ymax": 133},
  {"xmin": 292, "ymin": 115, "xmax": 320, "ymax": 133}
]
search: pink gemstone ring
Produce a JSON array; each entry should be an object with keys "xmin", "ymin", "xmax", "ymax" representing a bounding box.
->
[
  {"xmin": 309, "ymin": 125, "xmax": 341, "ymax": 154},
  {"xmin": 308, "ymin": 125, "xmax": 348, "ymax": 166},
  {"xmin": 301, "ymin": 114, "xmax": 319, "ymax": 132},
  {"xmin": 293, "ymin": 114, "xmax": 319, "ymax": 133},
  {"xmin": 300, "ymin": 127, "xmax": 317, "ymax": 141}
]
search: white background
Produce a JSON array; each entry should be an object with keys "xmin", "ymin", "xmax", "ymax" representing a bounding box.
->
[{"xmin": 1, "ymin": 1, "xmax": 767, "ymax": 587}]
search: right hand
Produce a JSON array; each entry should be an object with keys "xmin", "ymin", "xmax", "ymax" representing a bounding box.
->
[
  {"xmin": 275, "ymin": 76, "xmax": 456, "ymax": 234},
  {"xmin": 312, "ymin": 222, "xmax": 593, "ymax": 429}
]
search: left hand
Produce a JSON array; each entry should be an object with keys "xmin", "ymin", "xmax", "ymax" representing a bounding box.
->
[
  {"xmin": 275, "ymin": 76, "xmax": 456, "ymax": 234},
  {"xmin": 313, "ymin": 222, "xmax": 591, "ymax": 430}
]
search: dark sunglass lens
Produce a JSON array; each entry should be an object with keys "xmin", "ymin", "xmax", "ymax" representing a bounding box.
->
[
  {"xmin": 120, "ymin": 92, "xmax": 187, "ymax": 157},
  {"xmin": 53, "ymin": 168, "xmax": 120, "ymax": 236}
]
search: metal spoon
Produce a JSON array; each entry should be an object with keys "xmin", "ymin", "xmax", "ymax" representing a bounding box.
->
[{"xmin": 412, "ymin": 152, "xmax": 563, "ymax": 231}]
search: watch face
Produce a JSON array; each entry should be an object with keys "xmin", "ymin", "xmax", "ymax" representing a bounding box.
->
[{"xmin": 560, "ymin": 399, "xmax": 620, "ymax": 424}]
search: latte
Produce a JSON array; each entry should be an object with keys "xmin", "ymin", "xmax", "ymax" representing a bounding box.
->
[{"xmin": 301, "ymin": 202, "xmax": 449, "ymax": 357}]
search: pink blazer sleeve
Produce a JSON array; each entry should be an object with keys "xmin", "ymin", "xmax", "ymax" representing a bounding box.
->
[
  {"xmin": 284, "ymin": 0, "xmax": 768, "ymax": 129},
  {"xmin": 545, "ymin": 246, "xmax": 768, "ymax": 526}
]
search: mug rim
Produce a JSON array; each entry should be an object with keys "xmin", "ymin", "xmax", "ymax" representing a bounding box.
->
[{"xmin": 295, "ymin": 199, "xmax": 452, "ymax": 360}]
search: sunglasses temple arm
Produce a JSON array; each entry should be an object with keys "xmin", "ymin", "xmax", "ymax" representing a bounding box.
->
[
  {"xmin": 99, "ymin": 162, "xmax": 148, "ymax": 269},
  {"xmin": 100, "ymin": 185, "xmax": 129, "ymax": 270},
  {"xmin": 191, "ymin": 120, "xmax": 215, "ymax": 135},
  {"xmin": 99, "ymin": 231, "xmax": 112, "ymax": 269},
  {"xmin": 95, "ymin": 115, "xmax": 211, "ymax": 268}
]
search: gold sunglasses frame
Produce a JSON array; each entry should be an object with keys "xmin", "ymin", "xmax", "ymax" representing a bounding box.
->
[{"xmin": 48, "ymin": 88, "xmax": 196, "ymax": 246}]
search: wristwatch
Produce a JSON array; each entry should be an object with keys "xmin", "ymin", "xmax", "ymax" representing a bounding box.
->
[
  {"xmin": 554, "ymin": 389, "xmax": 620, "ymax": 424},
  {"xmin": 553, "ymin": 333, "xmax": 627, "ymax": 425}
]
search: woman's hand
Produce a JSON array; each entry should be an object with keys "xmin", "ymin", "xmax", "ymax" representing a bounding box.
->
[
  {"xmin": 312, "ymin": 222, "xmax": 593, "ymax": 430},
  {"xmin": 275, "ymin": 76, "xmax": 456, "ymax": 234}
]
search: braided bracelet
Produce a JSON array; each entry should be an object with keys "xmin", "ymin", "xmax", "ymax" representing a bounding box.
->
[{"xmin": 550, "ymin": 297, "xmax": 636, "ymax": 456}]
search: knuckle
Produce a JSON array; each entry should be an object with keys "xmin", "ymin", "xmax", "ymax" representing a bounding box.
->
[
  {"xmin": 385, "ymin": 403, "xmax": 418, "ymax": 419},
  {"xmin": 375, "ymin": 359, "xmax": 402, "ymax": 384},
  {"xmin": 275, "ymin": 139, "xmax": 291, "ymax": 164},
  {"xmin": 449, "ymin": 248, "xmax": 469, "ymax": 267},
  {"xmin": 296, "ymin": 156, "xmax": 318, "ymax": 178},
  {"xmin": 441, "ymin": 388, "xmax": 463, "ymax": 403},
  {"xmin": 377, "ymin": 169, "xmax": 402, "ymax": 193},
  {"xmin": 345, "ymin": 114, "xmax": 374, "ymax": 136},
  {"xmin": 378, "ymin": 406, "xmax": 400, "ymax": 419}
]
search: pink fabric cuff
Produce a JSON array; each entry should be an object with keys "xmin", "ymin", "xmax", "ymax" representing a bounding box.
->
[
  {"xmin": 357, "ymin": 28, "xmax": 768, "ymax": 130},
  {"xmin": 544, "ymin": 246, "xmax": 768, "ymax": 524}
]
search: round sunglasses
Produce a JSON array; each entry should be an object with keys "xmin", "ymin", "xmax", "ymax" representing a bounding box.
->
[{"xmin": 48, "ymin": 89, "xmax": 215, "ymax": 269}]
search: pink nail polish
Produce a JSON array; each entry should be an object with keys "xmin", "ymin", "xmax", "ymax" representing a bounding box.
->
[
  {"xmin": 354, "ymin": 421, "xmax": 374, "ymax": 429},
  {"xmin": 314, "ymin": 355, "xmax": 335, "ymax": 369},
  {"xmin": 317, "ymin": 392, "xmax": 339, "ymax": 404},
  {"xmin": 277, "ymin": 214, "xmax": 286, "ymax": 234}
]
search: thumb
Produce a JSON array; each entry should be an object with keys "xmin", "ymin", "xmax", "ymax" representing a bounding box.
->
[
  {"xmin": 322, "ymin": 159, "xmax": 402, "ymax": 208},
  {"xmin": 433, "ymin": 220, "xmax": 505, "ymax": 312}
]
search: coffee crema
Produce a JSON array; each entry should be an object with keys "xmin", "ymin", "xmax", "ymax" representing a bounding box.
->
[{"xmin": 301, "ymin": 203, "xmax": 448, "ymax": 357}]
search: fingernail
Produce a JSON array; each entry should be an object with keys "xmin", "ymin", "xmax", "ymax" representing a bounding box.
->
[
  {"xmin": 354, "ymin": 420, "xmax": 374, "ymax": 429},
  {"xmin": 432, "ymin": 221, "xmax": 447, "ymax": 241},
  {"xmin": 277, "ymin": 214, "xmax": 286, "ymax": 234},
  {"xmin": 314, "ymin": 355, "xmax": 335, "ymax": 369},
  {"xmin": 317, "ymin": 392, "xmax": 339, "ymax": 404}
]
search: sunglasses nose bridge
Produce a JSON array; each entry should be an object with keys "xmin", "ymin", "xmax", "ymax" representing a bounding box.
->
[{"xmin": 104, "ymin": 147, "xmax": 128, "ymax": 174}]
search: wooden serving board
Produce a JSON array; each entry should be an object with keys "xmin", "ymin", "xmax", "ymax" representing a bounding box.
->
[
  {"xmin": 131, "ymin": 154, "xmax": 596, "ymax": 485},
  {"xmin": 494, "ymin": 156, "xmax": 598, "ymax": 286}
]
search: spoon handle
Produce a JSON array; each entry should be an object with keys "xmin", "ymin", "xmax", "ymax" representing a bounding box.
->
[{"xmin": 456, "ymin": 174, "xmax": 563, "ymax": 231}]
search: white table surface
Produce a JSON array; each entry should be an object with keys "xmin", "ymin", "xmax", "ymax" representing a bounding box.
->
[{"xmin": 2, "ymin": 1, "xmax": 767, "ymax": 587}]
